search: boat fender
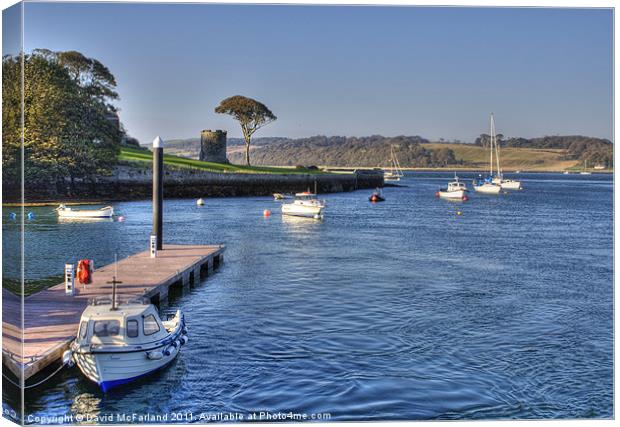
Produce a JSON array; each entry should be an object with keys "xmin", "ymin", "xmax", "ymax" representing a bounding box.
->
[
  {"xmin": 147, "ymin": 350, "xmax": 164, "ymax": 360},
  {"xmin": 182, "ymin": 327, "xmax": 188, "ymax": 335},
  {"xmin": 435, "ymin": 192, "xmax": 440, "ymax": 197},
  {"xmin": 62, "ymin": 350, "xmax": 75, "ymax": 367},
  {"xmin": 180, "ymin": 335, "xmax": 189, "ymax": 346},
  {"xmin": 174, "ymin": 340, "xmax": 181, "ymax": 348},
  {"xmin": 463, "ymin": 196, "xmax": 469, "ymax": 201}
]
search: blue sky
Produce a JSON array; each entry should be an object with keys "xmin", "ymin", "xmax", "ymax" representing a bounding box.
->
[{"xmin": 6, "ymin": 3, "xmax": 614, "ymax": 143}]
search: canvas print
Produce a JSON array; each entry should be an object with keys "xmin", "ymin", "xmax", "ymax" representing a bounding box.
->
[{"xmin": 1, "ymin": 1, "xmax": 613, "ymax": 424}]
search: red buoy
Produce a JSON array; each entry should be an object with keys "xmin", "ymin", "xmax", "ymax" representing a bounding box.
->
[{"xmin": 263, "ymin": 209, "xmax": 271, "ymax": 217}]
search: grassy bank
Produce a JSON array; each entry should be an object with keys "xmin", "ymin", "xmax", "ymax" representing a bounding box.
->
[
  {"xmin": 119, "ymin": 147, "xmax": 325, "ymax": 175},
  {"xmin": 423, "ymin": 143, "xmax": 583, "ymax": 172}
]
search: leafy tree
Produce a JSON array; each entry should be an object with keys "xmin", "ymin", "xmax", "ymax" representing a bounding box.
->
[
  {"xmin": 215, "ymin": 95, "xmax": 276, "ymax": 166},
  {"xmin": 2, "ymin": 50, "xmax": 122, "ymax": 192}
]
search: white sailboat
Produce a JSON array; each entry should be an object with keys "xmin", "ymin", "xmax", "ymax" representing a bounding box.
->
[
  {"xmin": 473, "ymin": 114, "xmax": 502, "ymax": 194},
  {"xmin": 489, "ymin": 115, "xmax": 522, "ymax": 190},
  {"xmin": 580, "ymin": 160, "xmax": 592, "ymax": 175},
  {"xmin": 383, "ymin": 146, "xmax": 404, "ymax": 182}
]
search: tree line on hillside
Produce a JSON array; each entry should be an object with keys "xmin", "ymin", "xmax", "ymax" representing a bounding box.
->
[
  {"xmin": 227, "ymin": 135, "xmax": 460, "ymax": 168},
  {"xmin": 475, "ymin": 134, "xmax": 613, "ymax": 168},
  {"xmin": 2, "ymin": 49, "xmax": 125, "ymax": 190}
]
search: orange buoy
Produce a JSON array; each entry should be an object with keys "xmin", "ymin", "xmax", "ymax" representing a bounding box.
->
[{"xmin": 263, "ymin": 209, "xmax": 271, "ymax": 217}]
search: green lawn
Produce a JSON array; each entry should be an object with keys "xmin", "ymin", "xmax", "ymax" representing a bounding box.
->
[{"xmin": 118, "ymin": 147, "xmax": 324, "ymax": 174}]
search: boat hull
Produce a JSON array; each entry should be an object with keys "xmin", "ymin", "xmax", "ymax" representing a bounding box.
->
[
  {"xmin": 474, "ymin": 184, "xmax": 502, "ymax": 194},
  {"xmin": 492, "ymin": 178, "xmax": 522, "ymax": 190},
  {"xmin": 57, "ymin": 207, "xmax": 114, "ymax": 218},
  {"xmin": 438, "ymin": 189, "xmax": 466, "ymax": 199},
  {"xmin": 499, "ymin": 181, "xmax": 522, "ymax": 190},
  {"xmin": 282, "ymin": 204, "xmax": 324, "ymax": 219},
  {"xmin": 74, "ymin": 344, "xmax": 181, "ymax": 391}
]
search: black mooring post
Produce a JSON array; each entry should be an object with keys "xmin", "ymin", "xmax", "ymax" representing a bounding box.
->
[{"xmin": 152, "ymin": 136, "xmax": 164, "ymax": 250}]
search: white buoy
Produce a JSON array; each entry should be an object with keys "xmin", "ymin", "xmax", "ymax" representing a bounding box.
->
[{"xmin": 196, "ymin": 198, "xmax": 205, "ymax": 206}]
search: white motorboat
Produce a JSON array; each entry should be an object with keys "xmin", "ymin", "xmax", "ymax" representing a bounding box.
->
[
  {"xmin": 196, "ymin": 198, "xmax": 205, "ymax": 206},
  {"xmin": 437, "ymin": 175, "xmax": 468, "ymax": 200},
  {"xmin": 69, "ymin": 297, "xmax": 186, "ymax": 392},
  {"xmin": 56, "ymin": 204, "xmax": 114, "ymax": 218},
  {"xmin": 281, "ymin": 192, "xmax": 325, "ymax": 219},
  {"xmin": 383, "ymin": 146, "xmax": 404, "ymax": 182},
  {"xmin": 563, "ymin": 171, "xmax": 571, "ymax": 175}
]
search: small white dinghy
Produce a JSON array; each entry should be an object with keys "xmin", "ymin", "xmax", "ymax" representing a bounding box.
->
[
  {"xmin": 69, "ymin": 297, "xmax": 187, "ymax": 392},
  {"xmin": 56, "ymin": 204, "xmax": 114, "ymax": 218},
  {"xmin": 282, "ymin": 192, "xmax": 325, "ymax": 219}
]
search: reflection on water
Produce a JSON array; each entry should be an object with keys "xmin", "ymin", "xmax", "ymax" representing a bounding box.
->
[{"xmin": 2, "ymin": 172, "xmax": 613, "ymax": 422}]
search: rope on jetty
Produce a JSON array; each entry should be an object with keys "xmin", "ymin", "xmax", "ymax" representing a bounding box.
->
[{"xmin": 2, "ymin": 360, "xmax": 69, "ymax": 389}]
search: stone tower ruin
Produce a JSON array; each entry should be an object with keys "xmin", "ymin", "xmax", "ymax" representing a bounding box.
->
[{"xmin": 199, "ymin": 129, "xmax": 228, "ymax": 163}]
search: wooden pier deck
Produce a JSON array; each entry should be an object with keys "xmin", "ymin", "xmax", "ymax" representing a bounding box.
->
[{"xmin": 2, "ymin": 244, "xmax": 225, "ymax": 380}]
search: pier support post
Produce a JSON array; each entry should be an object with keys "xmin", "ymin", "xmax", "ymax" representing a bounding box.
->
[
  {"xmin": 158, "ymin": 289, "xmax": 169, "ymax": 307},
  {"xmin": 193, "ymin": 265, "xmax": 201, "ymax": 286},
  {"xmin": 182, "ymin": 271, "xmax": 191, "ymax": 290},
  {"xmin": 152, "ymin": 136, "xmax": 164, "ymax": 250}
]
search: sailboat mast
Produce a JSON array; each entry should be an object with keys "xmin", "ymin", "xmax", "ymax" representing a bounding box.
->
[
  {"xmin": 492, "ymin": 113, "xmax": 501, "ymax": 178},
  {"xmin": 489, "ymin": 113, "xmax": 494, "ymax": 176}
]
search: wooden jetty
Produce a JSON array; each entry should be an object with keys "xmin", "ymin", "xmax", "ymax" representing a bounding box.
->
[{"xmin": 2, "ymin": 244, "xmax": 224, "ymax": 381}]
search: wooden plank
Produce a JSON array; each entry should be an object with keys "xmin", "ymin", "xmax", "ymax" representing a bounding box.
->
[{"xmin": 2, "ymin": 244, "xmax": 224, "ymax": 380}]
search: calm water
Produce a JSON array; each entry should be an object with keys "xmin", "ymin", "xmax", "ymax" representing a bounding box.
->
[{"xmin": 3, "ymin": 172, "xmax": 613, "ymax": 422}]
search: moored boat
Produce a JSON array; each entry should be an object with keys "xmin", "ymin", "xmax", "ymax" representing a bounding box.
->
[
  {"xmin": 580, "ymin": 160, "xmax": 592, "ymax": 175},
  {"xmin": 69, "ymin": 297, "xmax": 186, "ymax": 392},
  {"xmin": 472, "ymin": 113, "xmax": 508, "ymax": 195},
  {"xmin": 437, "ymin": 175, "xmax": 468, "ymax": 200},
  {"xmin": 369, "ymin": 189, "xmax": 385, "ymax": 202},
  {"xmin": 383, "ymin": 146, "xmax": 404, "ymax": 182},
  {"xmin": 56, "ymin": 204, "xmax": 114, "ymax": 218},
  {"xmin": 492, "ymin": 177, "xmax": 522, "ymax": 190},
  {"xmin": 281, "ymin": 192, "xmax": 325, "ymax": 219},
  {"xmin": 473, "ymin": 178, "xmax": 502, "ymax": 194}
]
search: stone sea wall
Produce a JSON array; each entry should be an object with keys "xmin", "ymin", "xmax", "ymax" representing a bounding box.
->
[{"xmin": 7, "ymin": 165, "xmax": 384, "ymax": 202}]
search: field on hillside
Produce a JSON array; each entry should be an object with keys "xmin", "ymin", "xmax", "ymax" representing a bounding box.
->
[{"xmin": 423, "ymin": 143, "xmax": 579, "ymax": 171}]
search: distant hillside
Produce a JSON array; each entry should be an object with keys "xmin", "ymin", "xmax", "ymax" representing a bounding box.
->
[
  {"xmin": 153, "ymin": 136, "xmax": 287, "ymax": 158},
  {"xmin": 157, "ymin": 134, "xmax": 613, "ymax": 171}
]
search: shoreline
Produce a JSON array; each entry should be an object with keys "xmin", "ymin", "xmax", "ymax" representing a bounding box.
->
[
  {"xmin": 2, "ymin": 165, "xmax": 384, "ymax": 205},
  {"xmin": 3, "ymin": 168, "xmax": 611, "ymax": 206}
]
